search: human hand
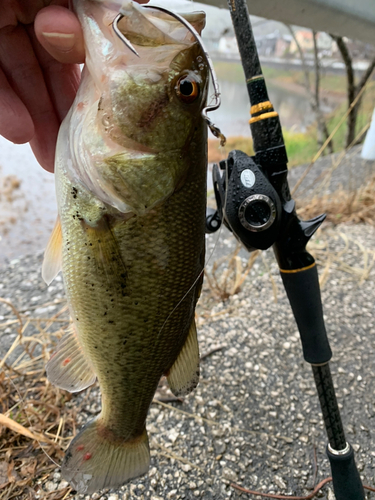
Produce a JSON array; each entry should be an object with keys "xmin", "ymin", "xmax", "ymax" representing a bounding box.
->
[{"xmin": 0, "ymin": 1, "xmax": 148, "ymax": 173}]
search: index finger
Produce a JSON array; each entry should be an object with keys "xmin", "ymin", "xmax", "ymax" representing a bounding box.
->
[
  {"xmin": 0, "ymin": 66, "xmax": 35, "ymax": 144},
  {"xmin": 0, "ymin": 24, "xmax": 60, "ymax": 171}
]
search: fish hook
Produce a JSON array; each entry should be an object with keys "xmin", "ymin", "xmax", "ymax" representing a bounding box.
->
[
  {"xmin": 113, "ymin": 13, "xmax": 140, "ymax": 57},
  {"xmin": 112, "ymin": 3, "xmax": 226, "ymax": 145},
  {"xmin": 144, "ymin": 5, "xmax": 226, "ymax": 145}
]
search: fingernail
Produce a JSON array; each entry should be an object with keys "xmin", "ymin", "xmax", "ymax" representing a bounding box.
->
[{"xmin": 42, "ymin": 32, "xmax": 75, "ymax": 52}]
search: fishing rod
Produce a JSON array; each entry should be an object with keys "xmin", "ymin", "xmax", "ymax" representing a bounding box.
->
[{"xmin": 206, "ymin": 1, "xmax": 365, "ymax": 498}]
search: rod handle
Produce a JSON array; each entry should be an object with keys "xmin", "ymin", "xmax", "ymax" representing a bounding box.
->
[
  {"xmin": 327, "ymin": 444, "xmax": 364, "ymax": 500},
  {"xmin": 280, "ymin": 263, "xmax": 332, "ymax": 364}
]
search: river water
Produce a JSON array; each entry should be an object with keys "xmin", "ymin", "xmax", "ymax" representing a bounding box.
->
[
  {"xmin": 0, "ymin": 73, "xmax": 340, "ymax": 266},
  {"xmin": 209, "ymin": 79, "xmax": 337, "ymax": 138}
]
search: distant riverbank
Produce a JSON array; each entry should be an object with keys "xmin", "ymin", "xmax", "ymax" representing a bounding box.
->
[
  {"xmin": 212, "ymin": 52, "xmax": 372, "ymax": 77},
  {"xmin": 209, "ymin": 60, "xmax": 375, "ymax": 166},
  {"xmin": 213, "ymin": 59, "xmax": 348, "ymax": 98},
  {"xmin": 209, "ymin": 60, "xmax": 347, "ymax": 139}
]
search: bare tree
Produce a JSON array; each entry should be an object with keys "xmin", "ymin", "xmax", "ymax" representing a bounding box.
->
[
  {"xmin": 331, "ymin": 35, "xmax": 375, "ymax": 147},
  {"xmin": 287, "ymin": 26, "xmax": 333, "ymax": 153},
  {"xmin": 312, "ymin": 31, "xmax": 333, "ymax": 152}
]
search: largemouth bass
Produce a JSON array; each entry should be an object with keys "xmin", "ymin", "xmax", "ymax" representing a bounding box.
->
[{"xmin": 42, "ymin": 0, "xmax": 212, "ymax": 494}]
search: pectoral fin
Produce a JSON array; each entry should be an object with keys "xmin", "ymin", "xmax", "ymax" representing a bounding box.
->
[
  {"xmin": 42, "ymin": 217, "xmax": 63, "ymax": 285},
  {"xmin": 167, "ymin": 319, "xmax": 200, "ymax": 397},
  {"xmin": 46, "ymin": 327, "xmax": 96, "ymax": 393}
]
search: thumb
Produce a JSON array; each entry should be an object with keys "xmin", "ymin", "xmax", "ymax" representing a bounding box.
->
[{"xmin": 35, "ymin": 6, "xmax": 85, "ymax": 64}]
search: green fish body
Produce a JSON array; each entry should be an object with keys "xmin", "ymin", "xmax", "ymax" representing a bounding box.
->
[{"xmin": 43, "ymin": 0, "xmax": 209, "ymax": 494}]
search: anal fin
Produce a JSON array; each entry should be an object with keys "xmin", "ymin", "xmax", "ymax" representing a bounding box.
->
[
  {"xmin": 167, "ymin": 319, "xmax": 200, "ymax": 397},
  {"xmin": 46, "ymin": 327, "xmax": 96, "ymax": 393},
  {"xmin": 42, "ymin": 217, "xmax": 63, "ymax": 285}
]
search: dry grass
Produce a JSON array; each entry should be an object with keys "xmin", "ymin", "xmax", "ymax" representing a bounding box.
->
[
  {"xmin": 0, "ymin": 300, "xmax": 75, "ymax": 499},
  {"xmin": 308, "ymin": 229, "xmax": 375, "ymax": 289},
  {"xmin": 297, "ymin": 174, "xmax": 375, "ymax": 227},
  {"xmin": 208, "ymin": 137, "xmax": 254, "ymax": 164},
  {"xmin": 204, "ymin": 244, "xmax": 260, "ymax": 301},
  {"xmin": 0, "ymin": 298, "xmax": 229, "ymax": 498}
]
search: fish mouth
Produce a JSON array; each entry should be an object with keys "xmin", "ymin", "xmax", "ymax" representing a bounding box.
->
[{"xmin": 116, "ymin": 3, "xmax": 202, "ymax": 49}]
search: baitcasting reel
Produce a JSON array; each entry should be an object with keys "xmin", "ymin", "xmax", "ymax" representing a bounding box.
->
[{"xmin": 207, "ymin": 150, "xmax": 282, "ymax": 251}]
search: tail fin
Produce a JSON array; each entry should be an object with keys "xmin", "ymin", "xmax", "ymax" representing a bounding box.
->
[{"xmin": 62, "ymin": 418, "xmax": 150, "ymax": 494}]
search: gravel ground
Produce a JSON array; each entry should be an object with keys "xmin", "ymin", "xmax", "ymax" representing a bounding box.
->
[
  {"xmin": 1, "ymin": 221, "xmax": 375, "ymax": 500},
  {"xmin": 1, "ymin": 147, "xmax": 375, "ymax": 499}
]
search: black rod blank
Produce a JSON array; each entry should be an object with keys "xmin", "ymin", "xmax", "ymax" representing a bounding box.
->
[
  {"xmin": 312, "ymin": 364, "xmax": 346, "ymax": 450},
  {"xmin": 226, "ymin": 1, "xmax": 262, "ymax": 78},
  {"xmin": 226, "ymin": 0, "xmax": 287, "ymax": 167}
]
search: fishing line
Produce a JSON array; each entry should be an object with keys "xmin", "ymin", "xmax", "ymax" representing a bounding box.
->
[
  {"xmin": 143, "ymin": 4, "xmax": 225, "ymax": 147},
  {"xmin": 111, "ymin": 4, "xmax": 229, "ymax": 341},
  {"xmin": 108, "ymin": 4, "xmax": 229, "ymax": 339},
  {"xmin": 154, "ymin": 147, "xmax": 230, "ymax": 342}
]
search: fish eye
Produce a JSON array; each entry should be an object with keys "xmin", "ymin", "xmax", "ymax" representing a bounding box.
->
[{"xmin": 175, "ymin": 76, "xmax": 200, "ymax": 103}]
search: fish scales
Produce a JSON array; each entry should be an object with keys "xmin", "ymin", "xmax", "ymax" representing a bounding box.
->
[
  {"xmin": 43, "ymin": 0, "xmax": 210, "ymax": 494},
  {"xmin": 57, "ymin": 132, "xmax": 206, "ymax": 434}
]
